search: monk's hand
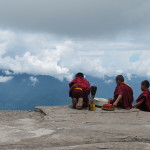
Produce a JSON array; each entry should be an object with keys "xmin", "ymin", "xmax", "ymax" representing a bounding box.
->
[
  {"xmin": 113, "ymin": 101, "xmax": 118, "ymax": 107},
  {"xmin": 113, "ymin": 95, "xmax": 122, "ymax": 107}
]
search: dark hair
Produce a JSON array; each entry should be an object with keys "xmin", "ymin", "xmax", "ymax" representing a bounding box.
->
[
  {"xmin": 116, "ymin": 75, "xmax": 124, "ymax": 82},
  {"xmin": 141, "ymin": 80, "xmax": 149, "ymax": 88},
  {"xmin": 75, "ymin": 72, "xmax": 84, "ymax": 78}
]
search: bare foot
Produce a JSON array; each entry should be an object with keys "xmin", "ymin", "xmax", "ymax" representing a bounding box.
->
[
  {"xmin": 72, "ymin": 98, "xmax": 77, "ymax": 108},
  {"xmin": 76, "ymin": 98, "xmax": 83, "ymax": 110}
]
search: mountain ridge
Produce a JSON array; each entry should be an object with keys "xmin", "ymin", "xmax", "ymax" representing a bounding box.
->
[{"xmin": 0, "ymin": 70, "xmax": 149, "ymax": 110}]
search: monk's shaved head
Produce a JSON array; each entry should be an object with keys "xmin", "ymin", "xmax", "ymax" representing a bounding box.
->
[
  {"xmin": 116, "ymin": 75, "xmax": 124, "ymax": 82},
  {"xmin": 75, "ymin": 72, "xmax": 84, "ymax": 78},
  {"xmin": 141, "ymin": 80, "xmax": 149, "ymax": 88}
]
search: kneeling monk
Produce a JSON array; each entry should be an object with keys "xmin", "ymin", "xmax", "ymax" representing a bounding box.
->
[
  {"xmin": 133, "ymin": 80, "xmax": 150, "ymax": 111},
  {"xmin": 109, "ymin": 75, "xmax": 133, "ymax": 109},
  {"xmin": 69, "ymin": 72, "xmax": 91, "ymax": 110}
]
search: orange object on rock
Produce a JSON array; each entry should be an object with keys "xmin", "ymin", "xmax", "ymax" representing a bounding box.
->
[{"xmin": 89, "ymin": 102, "xmax": 96, "ymax": 111}]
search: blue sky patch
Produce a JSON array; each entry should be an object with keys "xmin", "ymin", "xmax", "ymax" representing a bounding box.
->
[{"xmin": 130, "ymin": 53, "xmax": 140, "ymax": 62}]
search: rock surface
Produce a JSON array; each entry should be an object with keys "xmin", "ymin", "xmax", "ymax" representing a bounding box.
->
[{"xmin": 0, "ymin": 106, "xmax": 150, "ymax": 150}]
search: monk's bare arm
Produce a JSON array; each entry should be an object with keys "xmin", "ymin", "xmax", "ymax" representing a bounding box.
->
[
  {"xmin": 132, "ymin": 99, "xmax": 145, "ymax": 108},
  {"xmin": 113, "ymin": 95, "xmax": 122, "ymax": 107}
]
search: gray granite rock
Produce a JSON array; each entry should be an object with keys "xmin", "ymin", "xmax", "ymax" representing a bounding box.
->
[{"xmin": 0, "ymin": 106, "xmax": 150, "ymax": 150}]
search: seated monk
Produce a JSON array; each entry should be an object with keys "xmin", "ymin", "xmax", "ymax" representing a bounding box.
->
[
  {"xmin": 109, "ymin": 75, "xmax": 133, "ymax": 109},
  {"xmin": 132, "ymin": 80, "xmax": 150, "ymax": 111},
  {"xmin": 69, "ymin": 72, "xmax": 91, "ymax": 110}
]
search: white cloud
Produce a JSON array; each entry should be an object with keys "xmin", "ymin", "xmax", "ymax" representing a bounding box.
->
[
  {"xmin": 3, "ymin": 70, "xmax": 13, "ymax": 75},
  {"xmin": 0, "ymin": 76, "xmax": 13, "ymax": 83},
  {"xmin": 0, "ymin": 29, "xmax": 150, "ymax": 81},
  {"xmin": 29, "ymin": 76, "xmax": 39, "ymax": 85},
  {"xmin": 105, "ymin": 80, "xmax": 113, "ymax": 84},
  {"xmin": 127, "ymin": 73, "xmax": 132, "ymax": 80}
]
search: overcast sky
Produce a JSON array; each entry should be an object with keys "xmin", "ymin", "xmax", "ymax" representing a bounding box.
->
[{"xmin": 0, "ymin": 0, "xmax": 150, "ymax": 81}]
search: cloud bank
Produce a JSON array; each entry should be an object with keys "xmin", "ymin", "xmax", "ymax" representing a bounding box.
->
[
  {"xmin": 0, "ymin": 29, "xmax": 150, "ymax": 81},
  {"xmin": 0, "ymin": 0, "xmax": 150, "ymax": 39},
  {"xmin": 0, "ymin": 1, "xmax": 150, "ymax": 80}
]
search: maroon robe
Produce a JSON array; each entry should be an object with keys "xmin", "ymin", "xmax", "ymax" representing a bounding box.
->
[
  {"xmin": 136, "ymin": 89, "xmax": 150, "ymax": 111},
  {"xmin": 110, "ymin": 83, "xmax": 133, "ymax": 109},
  {"xmin": 69, "ymin": 77, "xmax": 91, "ymax": 103}
]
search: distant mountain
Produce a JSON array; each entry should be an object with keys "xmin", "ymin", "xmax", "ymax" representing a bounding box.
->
[
  {"xmin": 86, "ymin": 75, "xmax": 144, "ymax": 100},
  {"xmin": 0, "ymin": 71, "xmax": 70, "ymax": 110},
  {"xmin": 0, "ymin": 70, "xmax": 148, "ymax": 110}
]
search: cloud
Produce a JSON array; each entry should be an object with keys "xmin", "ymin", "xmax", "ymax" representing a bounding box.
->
[
  {"xmin": 105, "ymin": 80, "xmax": 113, "ymax": 84},
  {"xmin": 0, "ymin": 0, "xmax": 150, "ymax": 40},
  {"xmin": 126, "ymin": 73, "xmax": 132, "ymax": 80},
  {"xmin": 3, "ymin": 70, "xmax": 14, "ymax": 75},
  {"xmin": 29, "ymin": 76, "xmax": 39, "ymax": 85},
  {"xmin": 0, "ymin": 29, "xmax": 150, "ymax": 81},
  {"xmin": 0, "ymin": 76, "xmax": 13, "ymax": 83},
  {"xmin": 0, "ymin": 0, "xmax": 150, "ymax": 81}
]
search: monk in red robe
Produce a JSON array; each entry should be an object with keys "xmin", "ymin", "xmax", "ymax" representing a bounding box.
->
[
  {"xmin": 69, "ymin": 72, "xmax": 91, "ymax": 110},
  {"xmin": 109, "ymin": 75, "xmax": 133, "ymax": 109},
  {"xmin": 133, "ymin": 80, "xmax": 150, "ymax": 111}
]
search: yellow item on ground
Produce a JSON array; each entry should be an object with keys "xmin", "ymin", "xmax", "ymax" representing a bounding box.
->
[{"xmin": 89, "ymin": 102, "xmax": 96, "ymax": 111}]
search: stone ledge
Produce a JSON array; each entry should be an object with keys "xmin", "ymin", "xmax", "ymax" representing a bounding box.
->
[{"xmin": 0, "ymin": 106, "xmax": 149, "ymax": 150}]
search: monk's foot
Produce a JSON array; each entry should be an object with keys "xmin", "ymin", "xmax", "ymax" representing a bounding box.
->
[
  {"xmin": 76, "ymin": 98, "xmax": 83, "ymax": 110},
  {"xmin": 72, "ymin": 98, "xmax": 77, "ymax": 109}
]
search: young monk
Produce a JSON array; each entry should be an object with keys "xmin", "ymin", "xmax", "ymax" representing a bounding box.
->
[
  {"xmin": 69, "ymin": 72, "xmax": 91, "ymax": 110},
  {"xmin": 109, "ymin": 75, "xmax": 134, "ymax": 109},
  {"xmin": 132, "ymin": 80, "xmax": 150, "ymax": 111}
]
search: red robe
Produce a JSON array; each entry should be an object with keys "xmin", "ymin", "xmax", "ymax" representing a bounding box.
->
[
  {"xmin": 111, "ymin": 83, "xmax": 133, "ymax": 109},
  {"xmin": 136, "ymin": 89, "xmax": 150, "ymax": 111},
  {"xmin": 69, "ymin": 77, "xmax": 91, "ymax": 102}
]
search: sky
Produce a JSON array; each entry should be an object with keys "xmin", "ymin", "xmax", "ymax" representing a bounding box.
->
[{"xmin": 0, "ymin": 0, "xmax": 150, "ymax": 81}]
